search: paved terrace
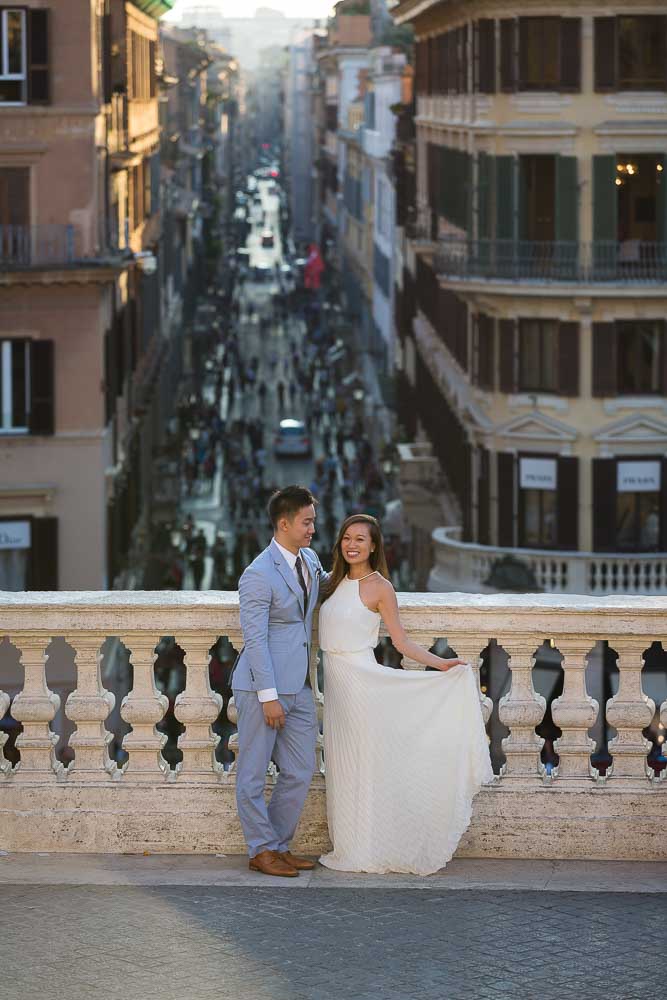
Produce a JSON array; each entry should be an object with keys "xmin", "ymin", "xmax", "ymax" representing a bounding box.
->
[{"xmin": 1, "ymin": 855, "xmax": 665, "ymax": 1000}]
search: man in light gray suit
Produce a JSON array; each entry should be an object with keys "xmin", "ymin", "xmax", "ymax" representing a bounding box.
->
[{"xmin": 232, "ymin": 485, "xmax": 329, "ymax": 877}]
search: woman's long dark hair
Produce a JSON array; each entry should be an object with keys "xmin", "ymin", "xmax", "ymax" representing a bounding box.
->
[{"xmin": 320, "ymin": 514, "xmax": 390, "ymax": 602}]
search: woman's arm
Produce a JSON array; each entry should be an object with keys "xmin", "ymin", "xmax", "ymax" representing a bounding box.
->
[{"xmin": 373, "ymin": 578, "xmax": 466, "ymax": 672}]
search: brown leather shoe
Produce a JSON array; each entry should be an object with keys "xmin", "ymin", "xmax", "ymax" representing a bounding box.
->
[
  {"xmin": 249, "ymin": 849, "xmax": 299, "ymax": 877},
  {"xmin": 277, "ymin": 850, "xmax": 316, "ymax": 871}
]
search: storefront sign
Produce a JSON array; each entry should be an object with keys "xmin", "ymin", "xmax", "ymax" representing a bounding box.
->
[
  {"xmin": 617, "ymin": 461, "xmax": 661, "ymax": 493},
  {"xmin": 0, "ymin": 521, "xmax": 31, "ymax": 550},
  {"xmin": 520, "ymin": 458, "xmax": 557, "ymax": 491}
]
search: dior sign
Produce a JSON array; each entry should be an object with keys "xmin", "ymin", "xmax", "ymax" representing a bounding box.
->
[
  {"xmin": 617, "ymin": 461, "xmax": 661, "ymax": 493},
  {"xmin": 0, "ymin": 521, "xmax": 31, "ymax": 550},
  {"xmin": 520, "ymin": 458, "xmax": 557, "ymax": 491}
]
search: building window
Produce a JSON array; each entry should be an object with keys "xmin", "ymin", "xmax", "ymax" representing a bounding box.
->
[
  {"xmin": 128, "ymin": 30, "xmax": 154, "ymax": 101},
  {"xmin": 616, "ymin": 321, "xmax": 661, "ymax": 395},
  {"xmin": 519, "ymin": 319, "xmax": 559, "ymax": 392},
  {"xmin": 0, "ymin": 339, "xmax": 30, "ymax": 432},
  {"xmin": 520, "ymin": 18, "xmax": 559, "ymax": 90},
  {"xmin": 519, "ymin": 457, "xmax": 558, "ymax": 548},
  {"xmin": 616, "ymin": 460, "xmax": 661, "ymax": 551},
  {"xmin": 0, "ymin": 8, "xmax": 26, "ymax": 104},
  {"xmin": 618, "ymin": 16, "xmax": 666, "ymax": 90}
]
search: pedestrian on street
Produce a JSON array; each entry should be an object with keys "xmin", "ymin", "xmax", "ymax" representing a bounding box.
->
[{"xmin": 277, "ymin": 380, "xmax": 286, "ymax": 411}]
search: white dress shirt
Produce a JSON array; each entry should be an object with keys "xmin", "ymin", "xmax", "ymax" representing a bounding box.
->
[{"xmin": 257, "ymin": 539, "xmax": 311, "ymax": 703}]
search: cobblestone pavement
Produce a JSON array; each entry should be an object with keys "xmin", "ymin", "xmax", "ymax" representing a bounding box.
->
[{"xmin": 1, "ymin": 877, "xmax": 663, "ymax": 1000}]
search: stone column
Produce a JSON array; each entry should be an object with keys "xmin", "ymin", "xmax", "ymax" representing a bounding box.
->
[
  {"xmin": 0, "ymin": 687, "xmax": 11, "ymax": 775},
  {"xmin": 11, "ymin": 637, "xmax": 63, "ymax": 780},
  {"xmin": 497, "ymin": 637, "xmax": 546, "ymax": 779},
  {"xmin": 173, "ymin": 634, "xmax": 223, "ymax": 779},
  {"xmin": 225, "ymin": 628, "xmax": 244, "ymax": 766},
  {"xmin": 64, "ymin": 634, "xmax": 116, "ymax": 780},
  {"xmin": 119, "ymin": 635, "xmax": 169, "ymax": 779},
  {"xmin": 550, "ymin": 639, "xmax": 598, "ymax": 780},
  {"xmin": 605, "ymin": 640, "xmax": 655, "ymax": 781},
  {"xmin": 451, "ymin": 637, "xmax": 493, "ymax": 725}
]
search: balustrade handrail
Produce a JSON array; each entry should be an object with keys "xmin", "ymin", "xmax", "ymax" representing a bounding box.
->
[
  {"xmin": 434, "ymin": 236, "xmax": 667, "ymax": 283},
  {"xmin": 1, "ymin": 589, "xmax": 665, "ymax": 858},
  {"xmin": 0, "ymin": 224, "xmax": 124, "ymax": 269},
  {"xmin": 433, "ymin": 525, "xmax": 667, "ymax": 564}
]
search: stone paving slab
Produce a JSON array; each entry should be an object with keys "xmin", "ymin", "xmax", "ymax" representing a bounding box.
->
[
  {"xmin": 0, "ymin": 881, "xmax": 663, "ymax": 1000},
  {"xmin": 1, "ymin": 852, "xmax": 667, "ymax": 892}
]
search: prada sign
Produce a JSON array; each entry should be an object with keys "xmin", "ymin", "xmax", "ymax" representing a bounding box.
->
[
  {"xmin": 617, "ymin": 461, "xmax": 661, "ymax": 494},
  {"xmin": 520, "ymin": 457, "xmax": 557, "ymax": 491}
]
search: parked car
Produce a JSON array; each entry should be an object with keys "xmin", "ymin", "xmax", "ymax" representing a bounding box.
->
[
  {"xmin": 261, "ymin": 229, "xmax": 275, "ymax": 248},
  {"xmin": 274, "ymin": 419, "xmax": 311, "ymax": 458}
]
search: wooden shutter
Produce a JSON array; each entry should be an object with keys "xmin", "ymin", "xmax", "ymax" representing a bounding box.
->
[
  {"xmin": 500, "ymin": 19, "xmax": 517, "ymax": 93},
  {"xmin": 0, "ymin": 167, "xmax": 30, "ymax": 227},
  {"xmin": 478, "ymin": 152, "xmax": 492, "ymax": 240},
  {"xmin": 555, "ymin": 156, "xmax": 578, "ymax": 243},
  {"xmin": 29, "ymin": 339, "xmax": 55, "ymax": 435},
  {"xmin": 558, "ymin": 322, "xmax": 579, "ymax": 396},
  {"xmin": 478, "ymin": 448, "xmax": 491, "ymax": 545},
  {"xmin": 478, "ymin": 19, "xmax": 496, "ymax": 94},
  {"xmin": 28, "ymin": 9, "xmax": 50, "ymax": 105},
  {"xmin": 593, "ymin": 155, "xmax": 617, "ymax": 243},
  {"xmin": 497, "ymin": 452, "xmax": 516, "ymax": 547},
  {"xmin": 102, "ymin": 9, "xmax": 112, "ymax": 104},
  {"xmin": 592, "ymin": 323, "xmax": 616, "ymax": 397},
  {"xmin": 495, "ymin": 156, "xmax": 515, "ymax": 240},
  {"xmin": 661, "ymin": 458, "xmax": 667, "ymax": 552},
  {"xmin": 557, "ymin": 457, "xmax": 579, "ymax": 550},
  {"xmin": 594, "ymin": 18, "xmax": 617, "ymax": 92},
  {"xmin": 560, "ymin": 18, "xmax": 582, "ymax": 92},
  {"xmin": 477, "ymin": 314, "xmax": 495, "ymax": 390},
  {"xmin": 499, "ymin": 318, "xmax": 516, "ymax": 393},
  {"xmin": 592, "ymin": 459, "xmax": 616, "ymax": 552},
  {"xmin": 28, "ymin": 517, "xmax": 58, "ymax": 590}
]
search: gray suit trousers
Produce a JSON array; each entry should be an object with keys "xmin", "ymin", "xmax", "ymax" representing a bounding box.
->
[{"xmin": 234, "ymin": 686, "xmax": 318, "ymax": 858}]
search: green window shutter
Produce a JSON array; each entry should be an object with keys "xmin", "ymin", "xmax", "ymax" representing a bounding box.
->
[
  {"xmin": 557, "ymin": 457, "xmax": 579, "ymax": 550},
  {"xmin": 592, "ymin": 322, "xmax": 617, "ymax": 397},
  {"xmin": 478, "ymin": 153, "xmax": 492, "ymax": 240},
  {"xmin": 594, "ymin": 18, "xmax": 617, "ymax": 93},
  {"xmin": 497, "ymin": 452, "xmax": 516, "ymax": 547},
  {"xmin": 555, "ymin": 156, "xmax": 579, "ymax": 243},
  {"xmin": 560, "ymin": 18, "xmax": 582, "ymax": 92},
  {"xmin": 592, "ymin": 155, "xmax": 617, "ymax": 243},
  {"xmin": 496, "ymin": 156, "xmax": 515, "ymax": 240},
  {"xmin": 592, "ymin": 459, "xmax": 616, "ymax": 552},
  {"xmin": 558, "ymin": 322, "xmax": 580, "ymax": 396}
]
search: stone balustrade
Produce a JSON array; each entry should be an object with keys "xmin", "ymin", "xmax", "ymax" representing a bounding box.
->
[{"xmin": 0, "ymin": 590, "xmax": 665, "ymax": 858}]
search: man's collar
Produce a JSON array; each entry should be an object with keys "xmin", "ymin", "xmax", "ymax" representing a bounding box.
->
[{"xmin": 271, "ymin": 537, "xmax": 299, "ymax": 569}]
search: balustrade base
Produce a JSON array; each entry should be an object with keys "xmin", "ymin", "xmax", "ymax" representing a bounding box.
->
[{"xmin": 0, "ymin": 779, "xmax": 663, "ymax": 860}]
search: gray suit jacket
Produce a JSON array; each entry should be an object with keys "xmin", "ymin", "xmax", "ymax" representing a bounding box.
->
[{"xmin": 232, "ymin": 541, "xmax": 329, "ymax": 695}]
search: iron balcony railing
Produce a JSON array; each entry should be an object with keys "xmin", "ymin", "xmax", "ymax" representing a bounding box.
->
[
  {"xmin": 434, "ymin": 238, "xmax": 667, "ymax": 284},
  {"xmin": 0, "ymin": 223, "xmax": 127, "ymax": 271}
]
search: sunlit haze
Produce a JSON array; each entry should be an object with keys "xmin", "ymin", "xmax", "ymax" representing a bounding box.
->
[{"xmin": 166, "ymin": 0, "xmax": 335, "ymax": 18}]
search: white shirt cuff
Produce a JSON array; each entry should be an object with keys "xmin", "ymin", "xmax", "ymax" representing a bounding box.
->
[{"xmin": 257, "ymin": 687, "xmax": 278, "ymax": 703}]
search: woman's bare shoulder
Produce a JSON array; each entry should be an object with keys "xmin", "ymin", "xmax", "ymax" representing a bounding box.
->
[{"xmin": 367, "ymin": 573, "xmax": 394, "ymax": 597}]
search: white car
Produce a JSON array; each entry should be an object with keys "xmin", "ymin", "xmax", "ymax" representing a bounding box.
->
[{"xmin": 274, "ymin": 419, "xmax": 311, "ymax": 457}]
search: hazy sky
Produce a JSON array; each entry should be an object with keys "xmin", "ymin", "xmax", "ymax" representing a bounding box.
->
[{"xmin": 167, "ymin": 0, "xmax": 334, "ymax": 18}]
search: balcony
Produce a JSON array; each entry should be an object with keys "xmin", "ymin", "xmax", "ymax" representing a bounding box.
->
[
  {"xmin": 434, "ymin": 238, "xmax": 667, "ymax": 287},
  {"xmin": 0, "ymin": 591, "xmax": 665, "ymax": 859},
  {"xmin": 0, "ymin": 225, "xmax": 123, "ymax": 272},
  {"xmin": 430, "ymin": 526, "xmax": 667, "ymax": 597}
]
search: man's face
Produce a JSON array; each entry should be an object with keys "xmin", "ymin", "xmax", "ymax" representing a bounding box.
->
[{"xmin": 281, "ymin": 505, "xmax": 316, "ymax": 550}]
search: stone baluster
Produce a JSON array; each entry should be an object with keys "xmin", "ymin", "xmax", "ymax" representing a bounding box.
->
[
  {"xmin": 450, "ymin": 636, "xmax": 493, "ymax": 725},
  {"xmin": 173, "ymin": 634, "xmax": 223, "ymax": 779},
  {"xmin": 11, "ymin": 637, "xmax": 63, "ymax": 780},
  {"xmin": 550, "ymin": 639, "xmax": 599, "ymax": 781},
  {"xmin": 497, "ymin": 637, "xmax": 546, "ymax": 779},
  {"xmin": 225, "ymin": 630, "xmax": 244, "ymax": 763},
  {"xmin": 119, "ymin": 635, "xmax": 169, "ymax": 779},
  {"xmin": 605, "ymin": 640, "xmax": 655, "ymax": 781},
  {"xmin": 660, "ymin": 695, "xmax": 667, "ymax": 781},
  {"xmin": 0, "ymin": 687, "xmax": 11, "ymax": 775},
  {"xmin": 64, "ymin": 634, "xmax": 116, "ymax": 780}
]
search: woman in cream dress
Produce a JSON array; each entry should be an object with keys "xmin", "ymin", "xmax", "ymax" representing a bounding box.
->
[{"xmin": 318, "ymin": 514, "xmax": 494, "ymax": 876}]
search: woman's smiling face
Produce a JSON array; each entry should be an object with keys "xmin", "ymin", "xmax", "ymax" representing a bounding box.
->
[{"xmin": 341, "ymin": 522, "xmax": 374, "ymax": 567}]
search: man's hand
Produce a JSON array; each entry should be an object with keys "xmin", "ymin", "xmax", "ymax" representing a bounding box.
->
[{"xmin": 262, "ymin": 699, "xmax": 286, "ymax": 730}]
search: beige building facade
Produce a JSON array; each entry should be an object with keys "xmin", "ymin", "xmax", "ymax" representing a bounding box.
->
[
  {"xmin": 0, "ymin": 0, "xmax": 172, "ymax": 591},
  {"xmin": 393, "ymin": 0, "xmax": 667, "ymax": 594}
]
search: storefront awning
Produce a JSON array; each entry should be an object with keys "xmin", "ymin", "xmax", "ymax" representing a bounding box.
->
[{"xmin": 130, "ymin": 0, "xmax": 174, "ymax": 19}]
